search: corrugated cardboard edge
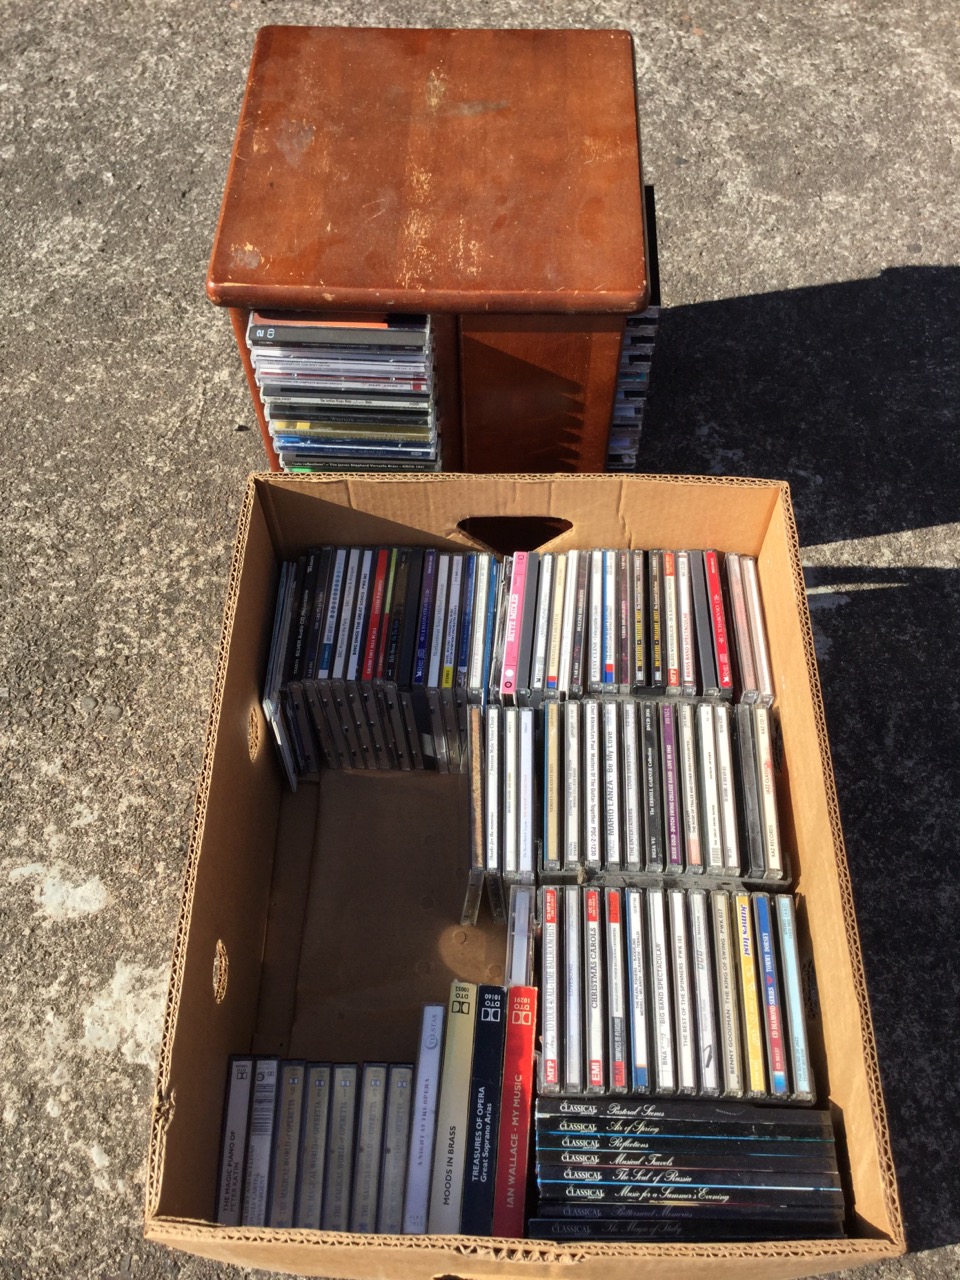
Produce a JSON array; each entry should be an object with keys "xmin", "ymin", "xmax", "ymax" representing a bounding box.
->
[
  {"xmin": 258, "ymin": 470, "xmax": 780, "ymax": 502},
  {"xmin": 144, "ymin": 1219, "xmax": 901, "ymax": 1271},
  {"xmin": 145, "ymin": 477, "xmax": 259, "ymax": 1220},
  {"xmin": 775, "ymin": 487, "xmax": 904, "ymax": 1253},
  {"xmin": 144, "ymin": 471, "xmax": 905, "ymax": 1265}
]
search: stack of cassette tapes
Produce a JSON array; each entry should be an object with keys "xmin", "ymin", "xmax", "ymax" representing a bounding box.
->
[
  {"xmin": 216, "ymin": 1057, "xmax": 417, "ymax": 1232},
  {"xmin": 245, "ymin": 311, "xmax": 439, "ymax": 472},
  {"xmin": 217, "ymin": 888, "xmax": 540, "ymax": 1237},
  {"xmin": 605, "ymin": 306, "xmax": 660, "ymax": 472},
  {"xmin": 530, "ymin": 1098, "xmax": 844, "ymax": 1242}
]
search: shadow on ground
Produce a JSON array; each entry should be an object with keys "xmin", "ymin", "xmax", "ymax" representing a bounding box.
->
[
  {"xmin": 640, "ymin": 267, "xmax": 960, "ymax": 1253},
  {"xmin": 640, "ymin": 266, "xmax": 960, "ymax": 545}
]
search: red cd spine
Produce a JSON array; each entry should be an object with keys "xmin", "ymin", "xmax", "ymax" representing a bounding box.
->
[
  {"xmin": 491, "ymin": 985, "xmax": 538, "ymax": 1238},
  {"xmin": 704, "ymin": 550, "xmax": 733, "ymax": 693}
]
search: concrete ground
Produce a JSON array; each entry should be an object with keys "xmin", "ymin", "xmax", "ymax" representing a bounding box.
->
[{"xmin": 0, "ymin": 1, "xmax": 957, "ymax": 1277}]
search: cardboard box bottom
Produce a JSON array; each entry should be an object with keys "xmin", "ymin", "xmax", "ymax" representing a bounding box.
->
[
  {"xmin": 144, "ymin": 474, "xmax": 904, "ymax": 1278},
  {"xmin": 257, "ymin": 770, "xmax": 506, "ymax": 1066}
]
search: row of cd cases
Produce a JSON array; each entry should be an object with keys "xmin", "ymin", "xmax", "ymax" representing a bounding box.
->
[
  {"xmin": 263, "ymin": 542, "xmax": 776, "ymax": 787},
  {"xmin": 526, "ymin": 884, "xmax": 813, "ymax": 1106},
  {"xmin": 242, "ymin": 302, "xmax": 659, "ymax": 475},
  {"xmin": 605, "ymin": 308, "xmax": 659, "ymax": 472},
  {"xmin": 462, "ymin": 694, "xmax": 786, "ymax": 933}
]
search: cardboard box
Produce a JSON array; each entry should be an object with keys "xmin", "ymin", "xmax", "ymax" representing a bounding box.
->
[{"xmin": 145, "ymin": 473, "xmax": 905, "ymax": 1278}]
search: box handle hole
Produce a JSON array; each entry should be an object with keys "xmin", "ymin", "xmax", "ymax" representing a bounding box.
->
[
  {"xmin": 248, "ymin": 705, "xmax": 263, "ymax": 761},
  {"xmin": 213, "ymin": 939, "xmax": 229, "ymax": 1003},
  {"xmin": 456, "ymin": 516, "xmax": 572, "ymax": 555}
]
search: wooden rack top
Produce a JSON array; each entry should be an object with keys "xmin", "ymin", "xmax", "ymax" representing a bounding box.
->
[{"xmin": 207, "ymin": 26, "xmax": 648, "ymax": 315}]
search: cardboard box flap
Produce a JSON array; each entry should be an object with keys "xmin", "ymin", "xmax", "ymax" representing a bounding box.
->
[{"xmin": 260, "ymin": 473, "xmax": 783, "ymax": 561}]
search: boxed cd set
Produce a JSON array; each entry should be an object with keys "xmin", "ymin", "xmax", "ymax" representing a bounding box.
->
[{"xmin": 145, "ymin": 473, "xmax": 903, "ymax": 1277}]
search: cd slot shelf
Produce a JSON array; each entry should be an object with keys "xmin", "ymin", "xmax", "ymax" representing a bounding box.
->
[{"xmin": 229, "ymin": 308, "xmax": 464, "ymax": 473}]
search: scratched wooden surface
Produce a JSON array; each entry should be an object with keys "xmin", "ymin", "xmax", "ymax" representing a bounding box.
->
[{"xmin": 207, "ymin": 25, "xmax": 647, "ymax": 314}]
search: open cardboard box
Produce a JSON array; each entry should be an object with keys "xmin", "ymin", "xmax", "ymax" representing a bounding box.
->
[{"xmin": 145, "ymin": 473, "xmax": 905, "ymax": 1278}]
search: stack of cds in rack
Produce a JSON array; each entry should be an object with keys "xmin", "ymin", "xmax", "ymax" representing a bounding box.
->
[
  {"xmin": 605, "ymin": 306, "xmax": 660, "ymax": 472},
  {"xmin": 245, "ymin": 311, "xmax": 439, "ymax": 472}
]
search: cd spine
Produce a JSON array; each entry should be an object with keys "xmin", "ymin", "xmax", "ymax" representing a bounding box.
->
[
  {"xmin": 268, "ymin": 1060, "xmax": 307, "ymax": 1227},
  {"xmin": 711, "ymin": 891, "xmax": 745, "ymax": 1099},
  {"xmin": 668, "ymin": 887, "xmax": 697, "ymax": 1097},
  {"xmin": 321, "ymin": 1064, "xmax": 358, "ymax": 1231},
  {"xmin": 294, "ymin": 1063, "xmax": 332, "ymax": 1228},
  {"xmin": 564, "ymin": 702, "xmax": 581, "ymax": 873},
  {"xmin": 624, "ymin": 887, "xmax": 650, "ymax": 1094},
  {"xmin": 350, "ymin": 1063, "xmax": 389, "ymax": 1233},
  {"xmin": 704, "ymin": 549, "xmax": 733, "ymax": 697},
  {"xmin": 646, "ymin": 888, "xmax": 675, "ymax": 1096},
  {"xmin": 583, "ymin": 890, "xmax": 604, "ymax": 1090},
  {"xmin": 540, "ymin": 886, "xmax": 561, "ymax": 1094},
  {"xmin": 216, "ymin": 1057, "xmax": 254, "ymax": 1226},
  {"xmin": 460, "ymin": 985, "xmax": 508, "ymax": 1235},
  {"xmin": 734, "ymin": 893, "xmax": 768, "ymax": 1099},
  {"xmin": 500, "ymin": 551, "xmax": 528, "ymax": 704},
  {"xmin": 563, "ymin": 885, "xmax": 584, "ymax": 1095},
  {"xmin": 583, "ymin": 700, "xmax": 602, "ymax": 873},
  {"xmin": 484, "ymin": 704, "xmax": 504, "ymax": 922},
  {"xmin": 604, "ymin": 888, "xmax": 628, "ymax": 1093},
  {"xmin": 621, "ymin": 701, "xmax": 643, "ymax": 873},
  {"xmin": 542, "ymin": 701, "xmax": 562, "ymax": 878},
  {"xmin": 602, "ymin": 700, "xmax": 622, "ymax": 874},
  {"xmin": 240, "ymin": 1056, "xmax": 280, "ymax": 1227},
  {"xmin": 403, "ymin": 1004, "xmax": 445, "ymax": 1233},
  {"xmin": 689, "ymin": 891, "xmax": 720, "ymax": 1098},
  {"xmin": 754, "ymin": 893, "xmax": 790, "ymax": 1099},
  {"xmin": 428, "ymin": 982, "xmax": 478, "ymax": 1233},
  {"xmin": 492, "ymin": 986, "xmax": 538, "ymax": 1238},
  {"xmin": 775, "ymin": 894, "xmax": 815, "ymax": 1104},
  {"xmin": 377, "ymin": 1065, "xmax": 414, "ymax": 1233}
]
